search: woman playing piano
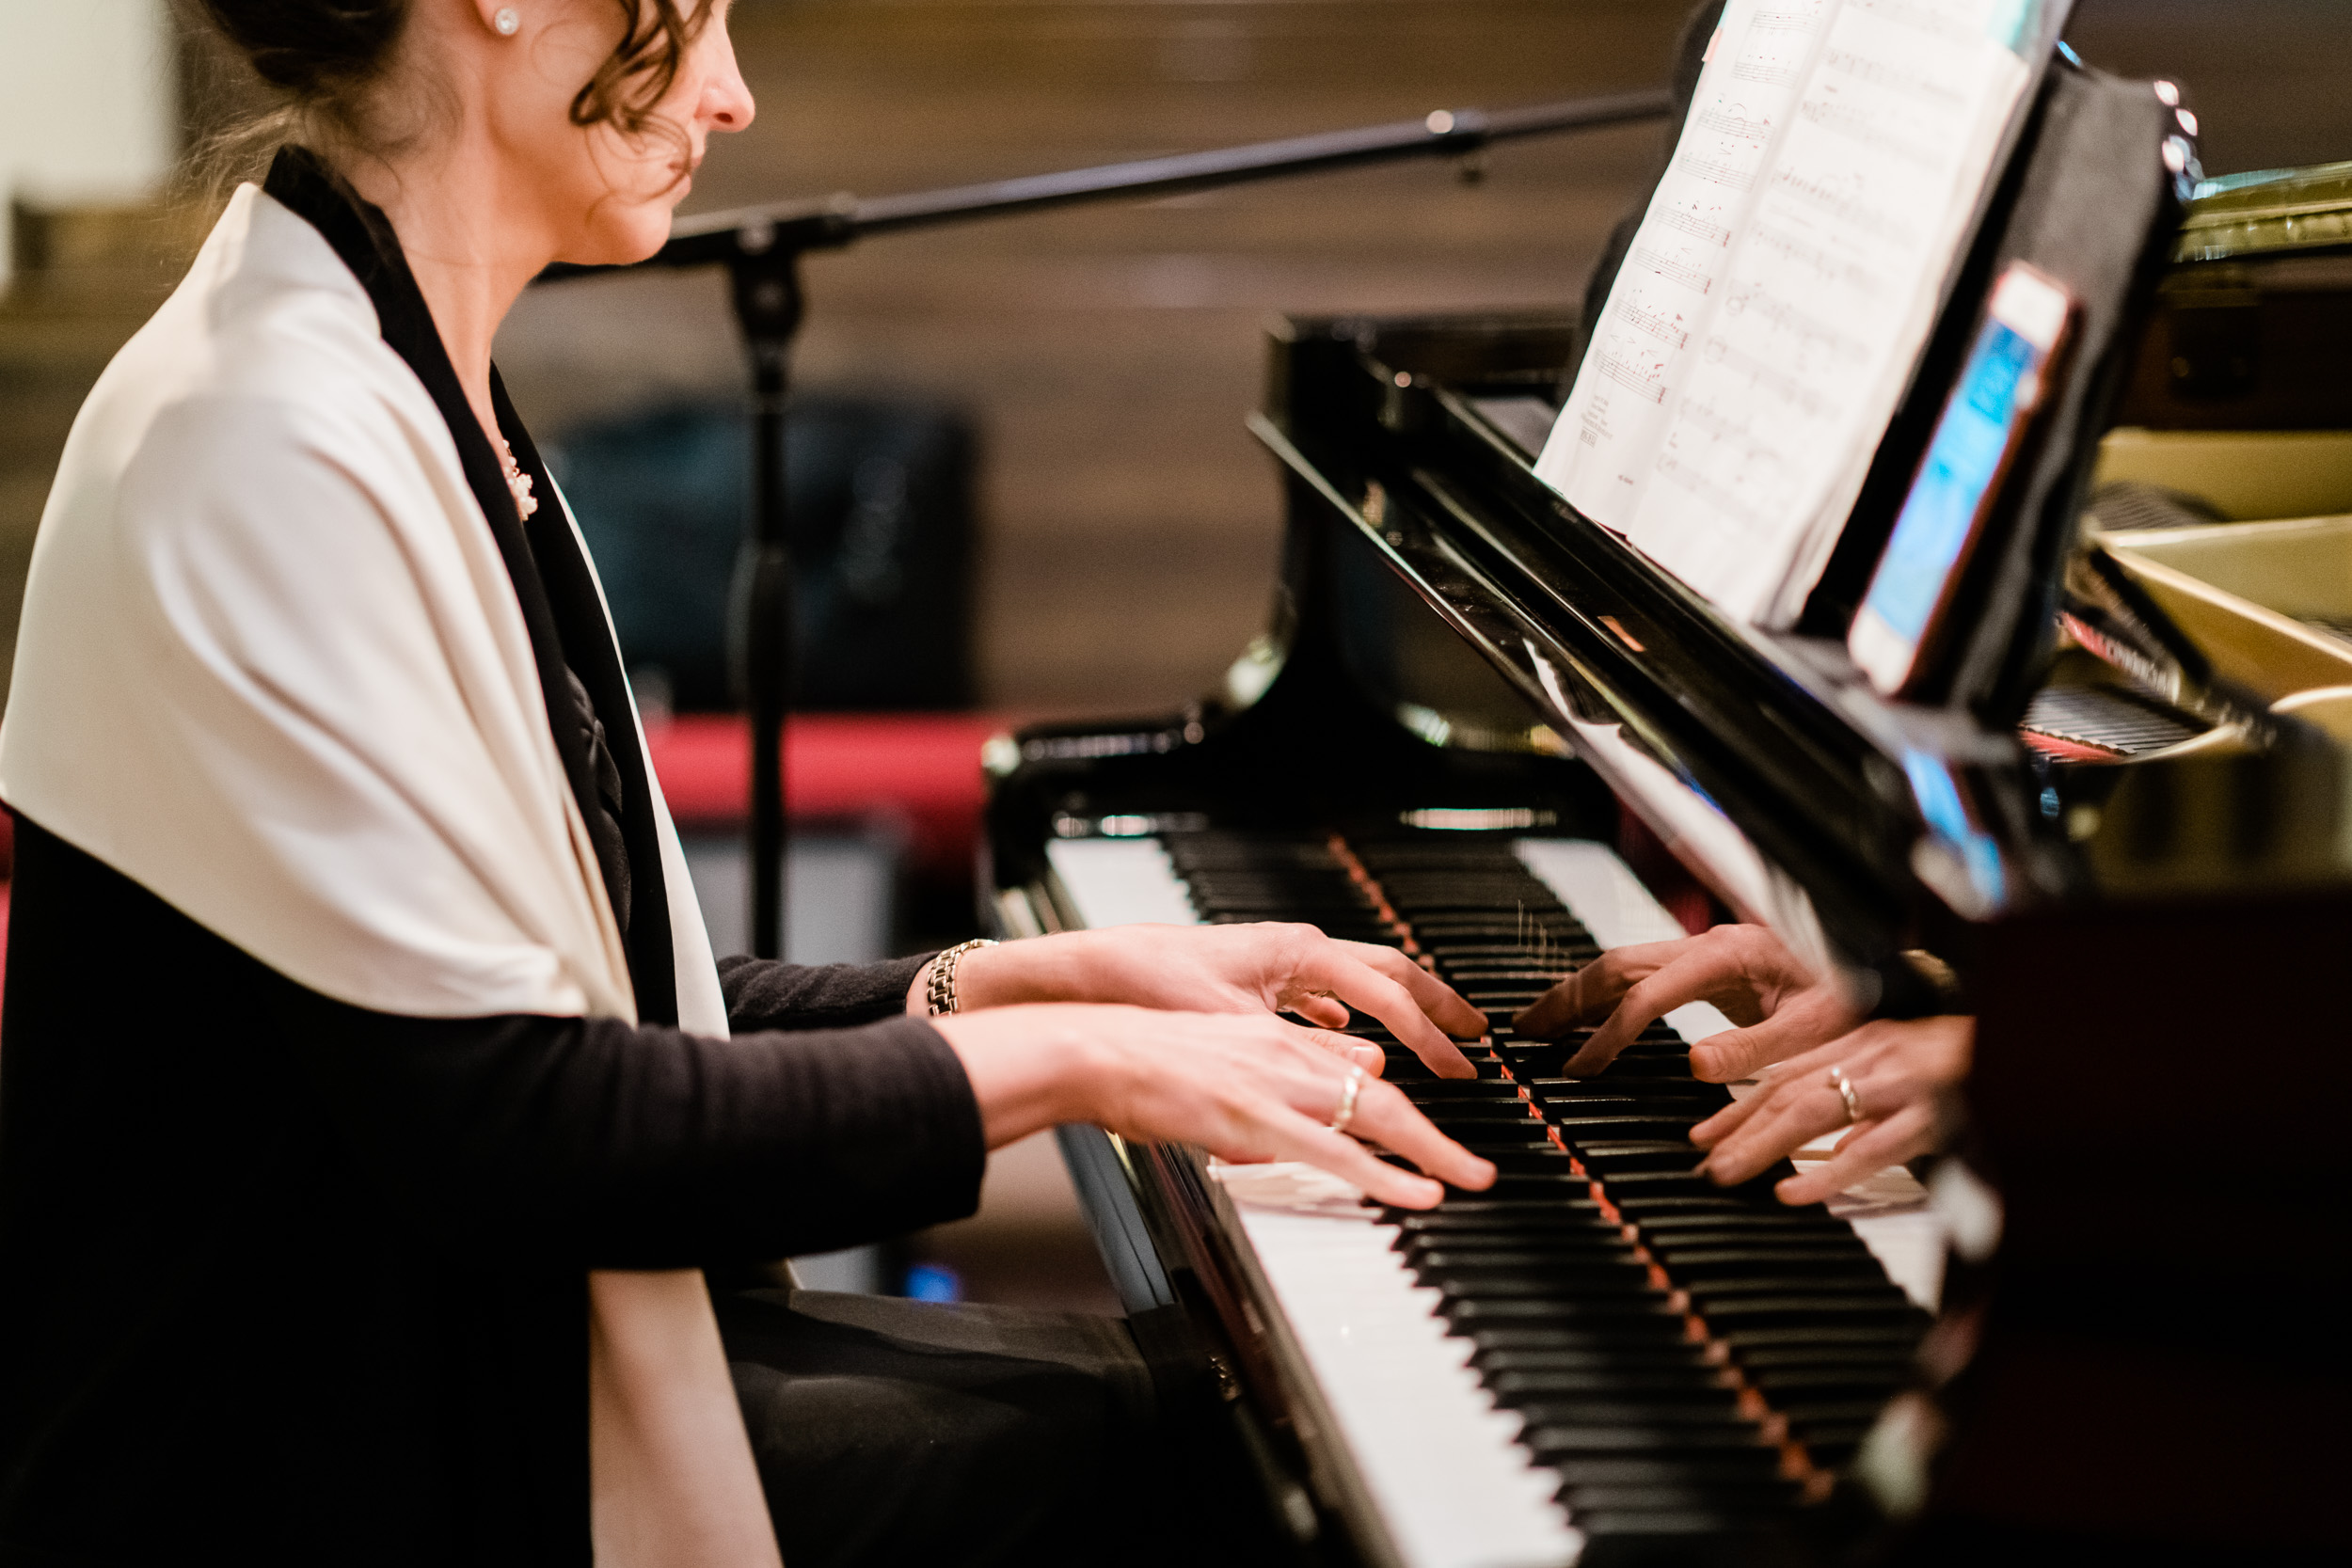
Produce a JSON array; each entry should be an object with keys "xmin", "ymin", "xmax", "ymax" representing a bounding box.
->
[{"xmin": 0, "ymin": 5, "xmax": 1494, "ymax": 1566}]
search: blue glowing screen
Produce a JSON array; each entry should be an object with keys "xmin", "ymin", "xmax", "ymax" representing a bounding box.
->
[{"xmin": 1863, "ymin": 319, "xmax": 2039, "ymax": 643}]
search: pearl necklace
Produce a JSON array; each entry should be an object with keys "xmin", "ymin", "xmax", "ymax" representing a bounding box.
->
[{"xmin": 497, "ymin": 437, "xmax": 539, "ymax": 520}]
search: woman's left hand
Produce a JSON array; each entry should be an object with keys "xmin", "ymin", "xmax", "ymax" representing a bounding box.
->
[
  {"xmin": 922, "ymin": 924, "xmax": 1489, "ymax": 1079},
  {"xmin": 1690, "ymin": 1015, "xmax": 1972, "ymax": 1206}
]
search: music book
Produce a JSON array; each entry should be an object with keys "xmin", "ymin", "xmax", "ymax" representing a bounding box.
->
[{"xmin": 1536, "ymin": 0, "xmax": 2058, "ymax": 626}]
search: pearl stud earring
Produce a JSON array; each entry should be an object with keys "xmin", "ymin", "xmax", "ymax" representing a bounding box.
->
[{"xmin": 493, "ymin": 7, "xmax": 520, "ymax": 34}]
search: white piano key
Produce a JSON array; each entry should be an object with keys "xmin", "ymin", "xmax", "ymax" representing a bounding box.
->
[
  {"xmin": 1237, "ymin": 1207, "xmax": 1581, "ymax": 1568},
  {"xmin": 1046, "ymin": 836, "xmax": 1200, "ymax": 927}
]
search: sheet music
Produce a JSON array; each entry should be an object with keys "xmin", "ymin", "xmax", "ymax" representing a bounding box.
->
[
  {"xmin": 1539, "ymin": 0, "xmax": 1836, "ymax": 528},
  {"xmin": 1538, "ymin": 0, "xmax": 2041, "ymax": 626}
]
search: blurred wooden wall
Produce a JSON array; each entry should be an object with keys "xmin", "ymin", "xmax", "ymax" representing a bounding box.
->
[
  {"xmin": 494, "ymin": 0, "xmax": 1697, "ymax": 714},
  {"xmin": 7, "ymin": 1, "xmax": 2348, "ymax": 720}
]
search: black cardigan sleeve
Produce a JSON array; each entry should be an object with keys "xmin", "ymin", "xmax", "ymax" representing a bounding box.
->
[
  {"xmin": 270, "ymin": 986, "xmax": 985, "ymax": 1269},
  {"xmin": 715, "ymin": 952, "xmax": 937, "ymax": 1033}
]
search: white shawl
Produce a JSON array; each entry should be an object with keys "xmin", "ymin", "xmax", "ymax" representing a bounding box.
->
[{"xmin": 0, "ymin": 184, "xmax": 781, "ymax": 1568}]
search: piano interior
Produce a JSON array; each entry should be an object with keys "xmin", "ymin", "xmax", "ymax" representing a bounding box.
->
[{"xmin": 983, "ymin": 160, "xmax": 2352, "ymax": 1568}]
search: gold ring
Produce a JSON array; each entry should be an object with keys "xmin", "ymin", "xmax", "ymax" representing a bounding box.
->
[
  {"xmin": 1829, "ymin": 1065, "xmax": 1863, "ymax": 1125},
  {"xmin": 1330, "ymin": 1063, "xmax": 1367, "ymax": 1133}
]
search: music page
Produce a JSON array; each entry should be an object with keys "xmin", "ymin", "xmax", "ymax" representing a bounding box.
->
[
  {"xmin": 1536, "ymin": 0, "xmax": 1836, "ymax": 529},
  {"xmin": 1537, "ymin": 0, "xmax": 2042, "ymax": 626}
]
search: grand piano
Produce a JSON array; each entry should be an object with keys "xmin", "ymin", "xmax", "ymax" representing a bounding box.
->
[{"xmin": 980, "ymin": 55, "xmax": 2351, "ymax": 1568}]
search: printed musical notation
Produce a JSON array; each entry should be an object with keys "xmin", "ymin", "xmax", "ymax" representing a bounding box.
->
[
  {"xmin": 1695, "ymin": 105, "xmax": 1774, "ymax": 142},
  {"xmin": 1629, "ymin": 246, "xmax": 1716, "ymax": 295},
  {"xmin": 1538, "ymin": 0, "xmax": 1836, "ymax": 532},
  {"xmin": 1730, "ymin": 59, "xmax": 1796, "ymax": 88},
  {"xmin": 1661, "ymin": 206, "xmax": 1735, "ymax": 249},
  {"xmin": 1625, "ymin": 300, "xmax": 1694, "ymax": 352},
  {"xmin": 1599, "ymin": 352, "xmax": 1674, "ymax": 404},
  {"xmin": 1629, "ymin": 0, "xmax": 2031, "ymax": 622},
  {"xmin": 1539, "ymin": 0, "xmax": 2036, "ymax": 625}
]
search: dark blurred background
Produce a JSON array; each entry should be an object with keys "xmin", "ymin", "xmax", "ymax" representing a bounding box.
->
[{"xmin": 4, "ymin": 0, "xmax": 2348, "ymax": 1306}]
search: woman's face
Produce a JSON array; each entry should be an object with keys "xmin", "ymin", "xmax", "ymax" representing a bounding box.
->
[{"xmin": 480, "ymin": 0, "xmax": 755, "ymax": 265}]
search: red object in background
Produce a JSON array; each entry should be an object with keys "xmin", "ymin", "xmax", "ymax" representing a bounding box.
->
[
  {"xmin": 1615, "ymin": 803, "xmax": 1728, "ymax": 937},
  {"xmin": 0, "ymin": 716, "xmax": 1007, "ymax": 1008},
  {"xmin": 644, "ymin": 712, "xmax": 1008, "ymax": 877}
]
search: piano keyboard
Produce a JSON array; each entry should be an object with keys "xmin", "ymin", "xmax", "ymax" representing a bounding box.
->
[{"xmin": 1048, "ymin": 830, "xmax": 1933, "ymax": 1567}]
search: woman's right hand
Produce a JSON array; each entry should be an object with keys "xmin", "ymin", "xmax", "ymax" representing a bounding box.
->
[{"xmin": 930, "ymin": 1004, "xmax": 1497, "ymax": 1210}]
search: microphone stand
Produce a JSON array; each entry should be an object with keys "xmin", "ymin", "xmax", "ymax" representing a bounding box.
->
[{"xmin": 535, "ymin": 87, "xmax": 1671, "ymax": 960}]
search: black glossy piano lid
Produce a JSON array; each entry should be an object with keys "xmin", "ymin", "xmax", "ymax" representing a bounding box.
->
[
  {"xmin": 1248, "ymin": 311, "xmax": 2057, "ymax": 973},
  {"xmin": 1243, "ymin": 301, "xmax": 2352, "ymax": 973}
]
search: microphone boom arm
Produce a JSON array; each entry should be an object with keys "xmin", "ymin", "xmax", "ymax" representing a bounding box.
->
[{"xmin": 532, "ymin": 87, "xmax": 1674, "ymax": 961}]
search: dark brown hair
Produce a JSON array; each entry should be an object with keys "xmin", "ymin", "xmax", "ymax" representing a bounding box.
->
[{"xmin": 191, "ymin": 0, "xmax": 714, "ymax": 163}]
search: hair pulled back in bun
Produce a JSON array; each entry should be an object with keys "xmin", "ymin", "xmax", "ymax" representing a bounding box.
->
[
  {"xmin": 195, "ymin": 0, "xmax": 411, "ymax": 99},
  {"xmin": 191, "ymin": 0, "xmax": 714, "ymax": 165}
]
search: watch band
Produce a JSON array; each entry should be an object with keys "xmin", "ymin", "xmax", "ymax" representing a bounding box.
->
[{"xmin": 925, "ymin": 938, "xmax": 1000, "ymax": 1017}]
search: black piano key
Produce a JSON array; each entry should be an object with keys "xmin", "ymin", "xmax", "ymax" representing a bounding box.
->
[
  {"xmin": 1385, "ymin": 1200, "xmax": 1605, "ymax": 1227},
  {"xmin": 1750, "ymin": 1369, "xmax": 1907, "ymax": 1403},
  {"xmin": 1590, "ymin": 1170, "xmax": 1738, "ymax": 1198},
  {"xmin": 1402, "ymin": 1232, "xmax": 1633, "ymax": 1259},
  {"xmin": 1418, "ymin": 934, "xmax": 1591, "ymax": 953},
  {"xmin": 1424, "ymin": 940, "xmax": 1569, "ymax": 955},
  {"xmin": 1486, "ymin": 1371, "xmax": 1739, "ymax": 1406},
  {"xmin": 1682, "ymin": 1275, "xmax": 1913, "ymax": 1306},
  {"xmin": 1788, "ymin": 1425, "xmax": 1877, "ymax": 1457},
  {"xmin": 1534, "ymin": 1101, "xmax": 1719, "ymax": 1127},
  {"xmin": 1734, "ymin": 1346, "xmax": 1914, "ymax": 1375},
  {"xmin": 1416, "ymin": 1106, "xmax": 1549, "ymax": 1130},
  {"xmin": 1499, "ymin": 1043, "xmax": 1576, "ymax": 1078},
  {"xmin": 1511, "ymin": 1402, "xmax": 1754, "ymax": 1433},
  {"xmin": 1549, "ymin": 1121, "xmax": 1708, "ymax": 1150},
  {"xmin": 1400, "ymin": 1079, "xmax": 1527, "ymax": 1101},
  {"xmin": 1548, "ymin": 1086, "xmax": 1726, "ymax": 1112},
  {"xmin": 1693, "ymin": 1295, "xmax": 1931, "ymax": 1330},
  {"xmin": 1449, "ymin": 1172, "xmax": 1595, "ymax": 1198},
  {"xmin": 1413, "ymin": 1246, "xmax": 1644, "ymax": 1273},
  {"xmin": 1571, "ymin": 1142, "xmax": 1712, "ymax": 1176},
  {"xmin": 1562, "ymin": 1482, "xmax": 1800, "ymax": 1513},
  {"xmin": 1633, "ymin": 1214, "xmax": 1858, "ymax": 1241},
  {"xmin": 1580, "ymin": 1055, "xmax": 1708, "ymax": 1081},
  {"xmin": 1443, "ymin": 969, "xmax": 1578, "ymax": 986},
  {"xmin": 1452, "ymin": 1148, "xmax": 1579, "ymax": 1174},
  {"xmin": 1607, "ymin": 1198, "xmax": 1770, "ymax": 1223},
  {"xmin": 1571, "ymin": 1510, "xmax": 1781, "ymax": 1544},
  {"xmin": 1532, "ymin": 1080, "xmax": 1734, "ymax": 1110},
  {"xmin": 1464, "ymin": 1323, "xmax": 1696, "ymax": 1357},
  {"xmin": 1718, "ymin": 1324, "xmax": 1927, "ymax": 1360},
  {"xmin": 1652, "ymin": 1249, "xmax": 1889, "ymax": 1282},
  {"xmin": 1546, "ymin": 1456, "xmax": 1789, "ymax": 1491},
  {"xmin": 1428, "ymin": 1273, "xmax": 1659, "ymax": 1302},
  {"xmin": 1606, "ymin": 1167, "xmax": 1799, "ymax": 1202},
  {"xmin": 1442, "ymin": 1297, "xmax": 1687, "ymax": 1328},
  {"xmin": 1522, "ymin": 1424, "xmax": 1779, "ymax": 1458},
  {"xmin": 1476, "ymin": 1347, "xmax": 1717, "ymax": 1376}
]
